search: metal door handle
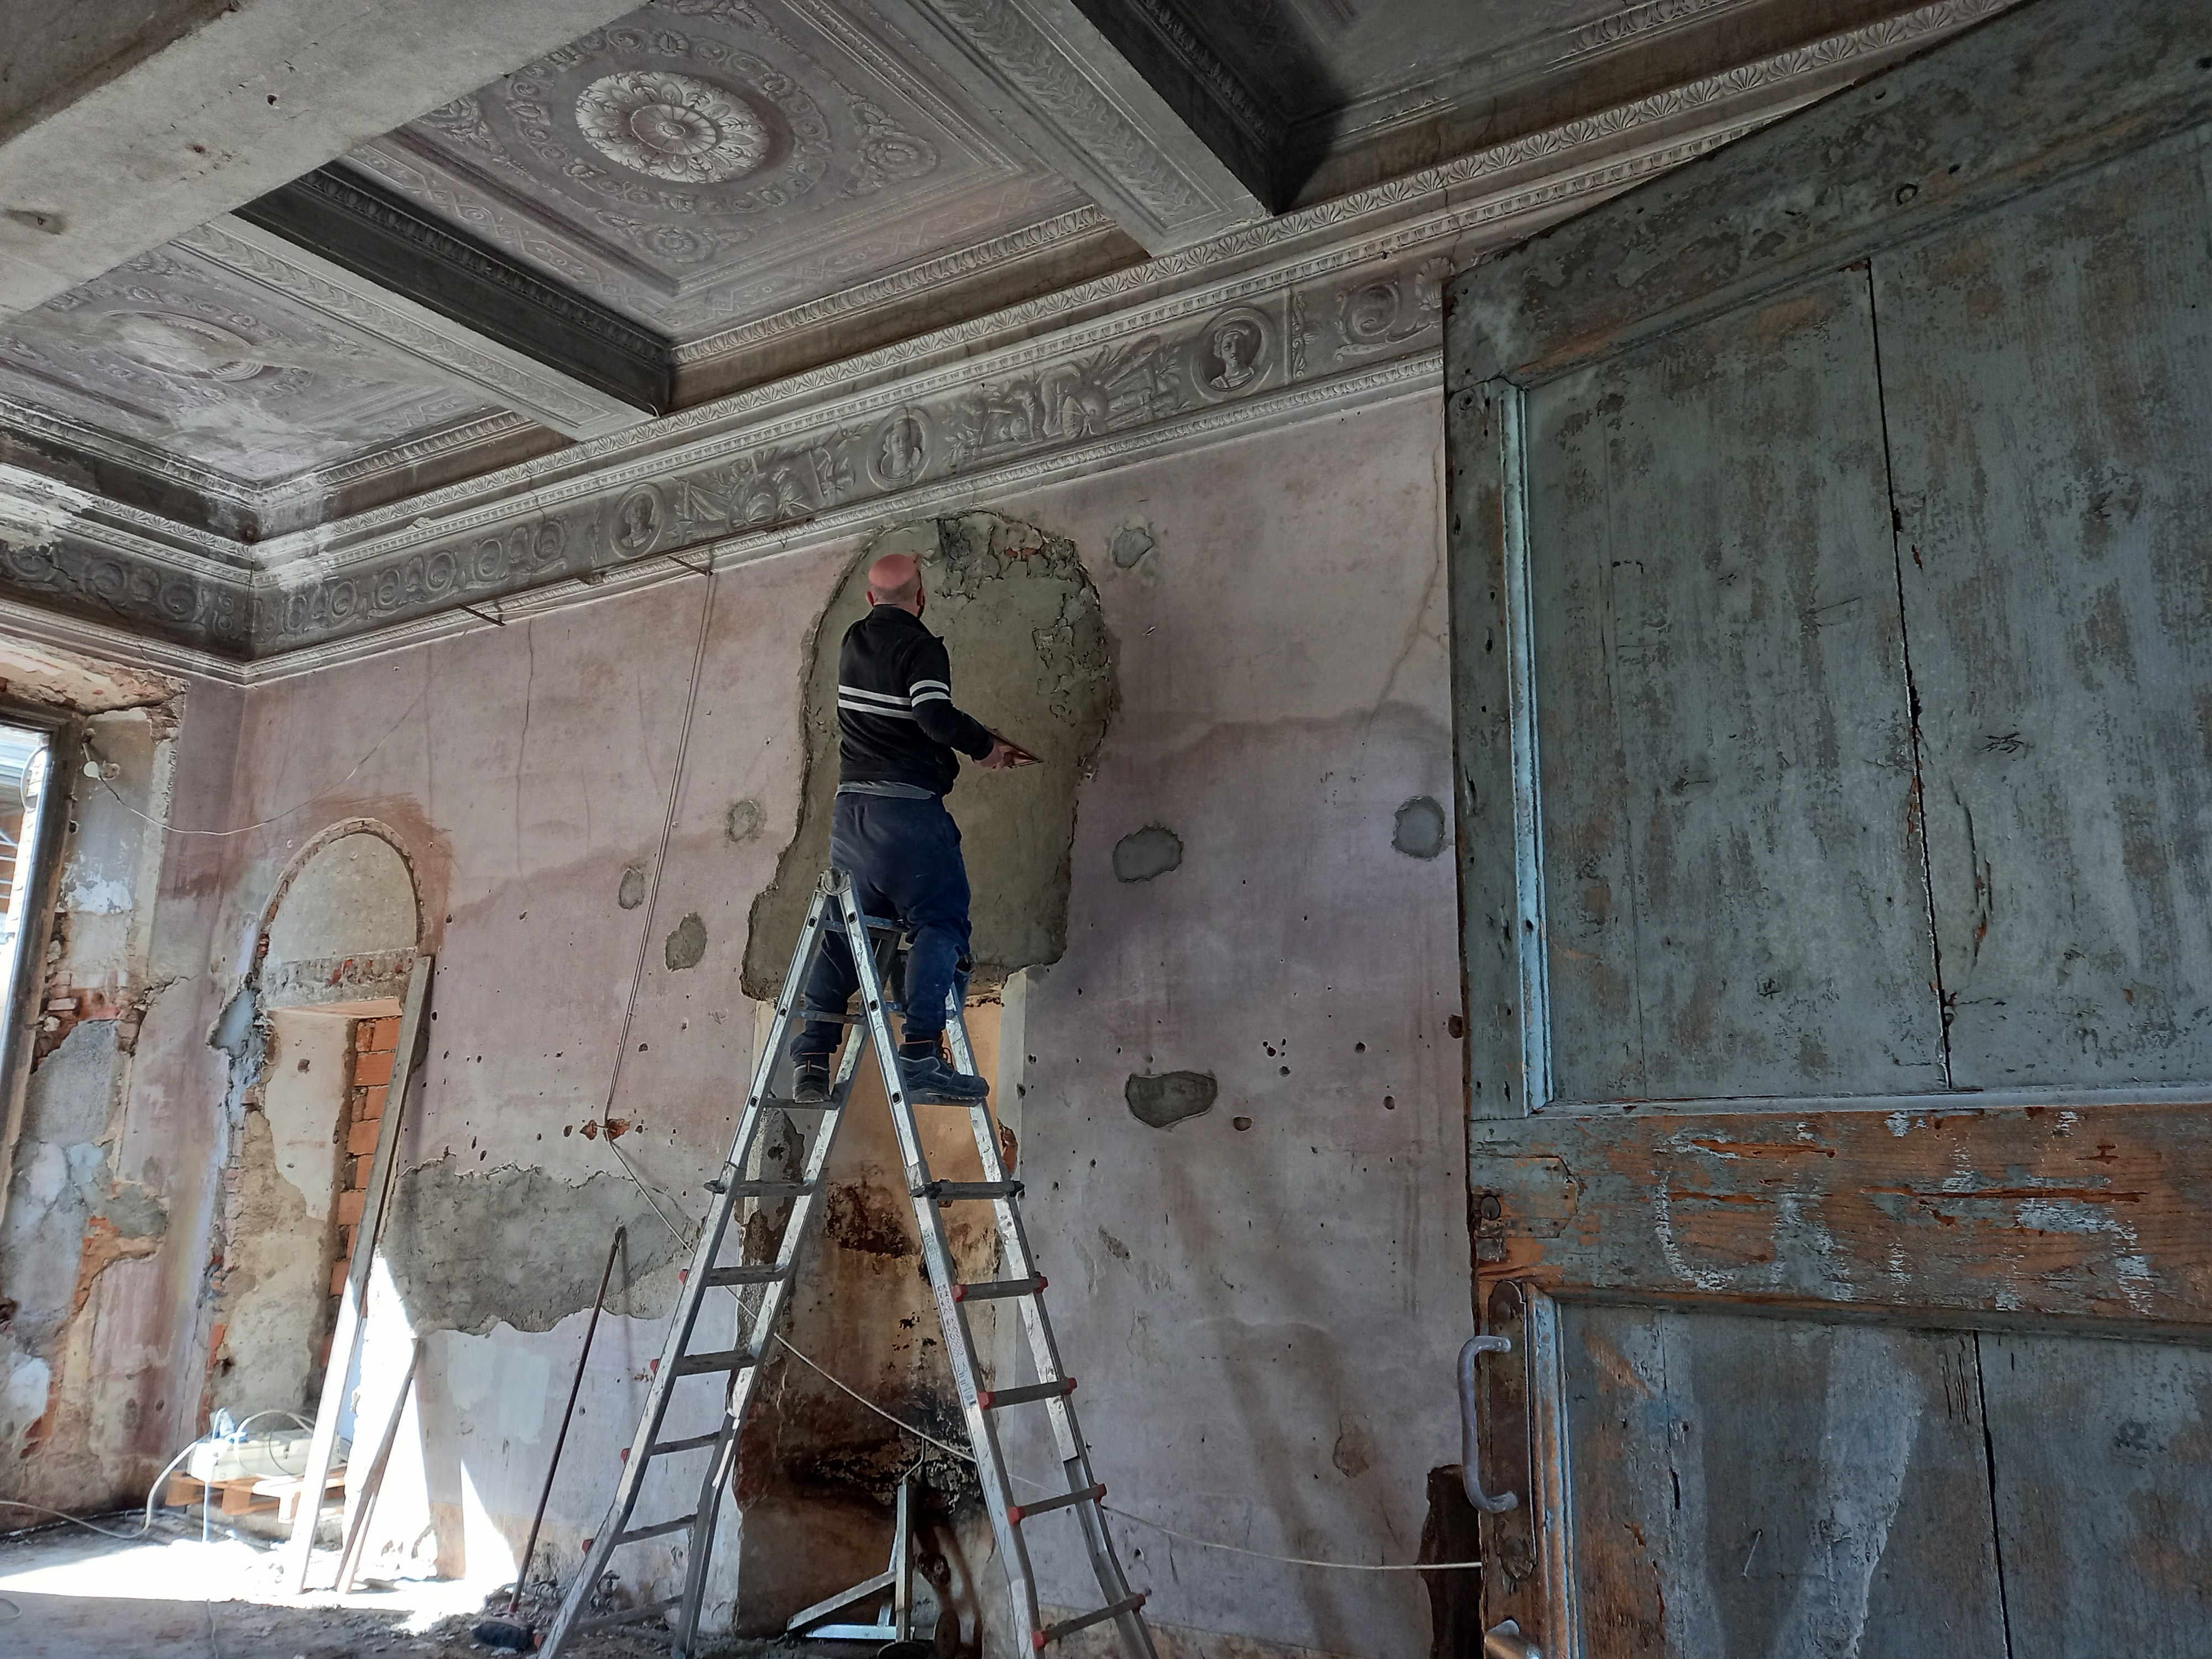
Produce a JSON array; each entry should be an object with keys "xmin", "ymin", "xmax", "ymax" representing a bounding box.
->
[
  {"xmin": 1458, "ymin": 1334, "xmax": 1520, "ymax": 1514},
  {"xmin": 1484, "ymin": 1617, "xmax": 1542, "ymax": 1658}
]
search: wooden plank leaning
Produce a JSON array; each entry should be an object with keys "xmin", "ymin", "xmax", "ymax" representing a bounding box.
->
[
  {"xmin": 336, "ymin": 1335, "xmax": 427, "ymax": 1594},
  {"xmin": 285, "ymin": 955, "xmax": 432, "ymax": 1593}
]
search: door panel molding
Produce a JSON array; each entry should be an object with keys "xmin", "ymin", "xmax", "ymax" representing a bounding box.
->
[{"xmin": 1472, "ymin": 1103, "xmax": 2212, "ymax": 1328}]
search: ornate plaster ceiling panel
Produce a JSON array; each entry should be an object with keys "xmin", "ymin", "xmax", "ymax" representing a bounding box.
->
[
  {"xmin": 344, "ymin": 0, "xmax": 1094, "ymax": 340},
  {"xmin": 0, "ymin": 243, "xmax": 505, "ymax": 491}
]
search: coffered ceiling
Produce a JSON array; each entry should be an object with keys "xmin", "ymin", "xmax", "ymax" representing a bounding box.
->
[
  {"xmin": 0, "ymin": 0, "xmax": 1987, "ymax": 651},
  {"xmin": 345, "ymin": 0, "xmax": 1096, "ymax": 341}
]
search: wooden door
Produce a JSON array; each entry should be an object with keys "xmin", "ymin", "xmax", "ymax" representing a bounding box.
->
[{"xmin": 1443, "ymin": 2, "xmax": 2212, "ymax": 1653}]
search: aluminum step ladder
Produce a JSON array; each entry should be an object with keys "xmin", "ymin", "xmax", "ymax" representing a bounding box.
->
[{"xmin": 540, "ymin": 869, "xmax": 1156, "ymax": 1659}]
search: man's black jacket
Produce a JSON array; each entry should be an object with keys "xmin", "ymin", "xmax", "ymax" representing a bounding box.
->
[{"xmin": 836, "ymin": 605, "xmax": 994, "ymax": 794}]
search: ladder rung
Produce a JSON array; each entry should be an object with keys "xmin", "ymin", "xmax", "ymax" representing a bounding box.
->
[
  {"xmin": 727, "ymin": 1181, "xmax": 812, "ymax": 1199},
  {"xmin": 1008, "ymin": 1483, "xmax": 1104, "ymax": 1524},
  {"xmin": 977, "ymin": 1378, "xmax": 1074, "ymax": 1410},
  {"xmin": 703, "ymin": 1263, "xmax": 789, "ymax": 1287},
  {"xmin": 785, "ymin": 1008, "xmax": 863, "ymax": 1024},
  {"xmin": 614, "ymin": 1514, "xmax": 698, "ymax": 1546},
  {"xmin": 646, "ymin": 1431, "xmax": 724, "ymax": 1458},
  {"xmin": 671, "ymin": 1348, "xmax": 758, "ymax": 1376},
  {"xmin": 953, "ymin": 1274, "xmax": 1046, "ymax": 1303},
  {"xmin": 916, "ymin": 1179, "xmax": 1024, "ymax": 1202},
  {"xmin": 1035, "ymin": 1593, "xmax": 1147, "ymax": 1648},
  {"xmin": 576, "ymin": 1595, "xmax": 680, "ymax": 1632}
]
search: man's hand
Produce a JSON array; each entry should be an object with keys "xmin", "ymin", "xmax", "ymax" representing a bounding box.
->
[{"xmin": 978, "ymin": 734, "xmax": 1040, "ymax": 770}]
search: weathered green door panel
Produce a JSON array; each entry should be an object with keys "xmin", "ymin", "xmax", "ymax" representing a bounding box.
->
[
  {"xmin": 1557, "ymin": 1303, "xmax": 2007, "ymax": 1659},
  {"xmin": 1525, "ymin": 270, "xmax": 1940, "ymax": 1105},
  {"xmin": 1876, "ymin": 132, "xmax": 2212, "ymax": 1091},
  {"xmin": 1982, "ymin": 1331, "xmax": 2212, "ymax": 1654}
]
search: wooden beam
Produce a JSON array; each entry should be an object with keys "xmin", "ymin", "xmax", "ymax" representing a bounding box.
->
[
  {"xmin": 1472, "ymin": 1101, "xmax": 2212, "ymax": 1328},
  {"xmin": 285, "ymin": 954, "xmax": 431, "ymax": 1593}
]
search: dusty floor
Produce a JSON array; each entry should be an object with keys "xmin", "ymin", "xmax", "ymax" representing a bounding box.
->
[{"xmin": 0, "ymin": 1515, "xmax": 860, "ymax": 1658}]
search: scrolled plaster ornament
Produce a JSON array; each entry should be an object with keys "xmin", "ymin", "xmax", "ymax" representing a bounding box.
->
[
  {"xmin": 105, "ymin": 312, "xmax": 267, "ymax": 382},
  {"xmin": 844, "ymin": 100, "xmax": 940, "ymax": 197},
  {"xmin": 575, "ymin": 71, "xmax": 770, "ymax": 184}
]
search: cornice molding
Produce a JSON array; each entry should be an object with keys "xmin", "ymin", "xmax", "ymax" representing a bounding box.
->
[{"xmin": 0, "ymin": 0, "xmax": 2015, "ymax": 661}]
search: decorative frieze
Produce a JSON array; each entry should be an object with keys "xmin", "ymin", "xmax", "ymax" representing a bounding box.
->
[{"xmin": 0, "ymin": 0, "xmax": 2016, "ymax": 661}]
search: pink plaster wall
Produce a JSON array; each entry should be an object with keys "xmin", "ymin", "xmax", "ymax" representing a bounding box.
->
[{"xmin": 43, "ymin": 386, "xmax": 1463, "ymax": 1655}]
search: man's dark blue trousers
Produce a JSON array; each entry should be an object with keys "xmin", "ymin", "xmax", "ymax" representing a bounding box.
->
[{"xmin": 795, "ymin": 792, "xmax": 971, "ymax": 1058}]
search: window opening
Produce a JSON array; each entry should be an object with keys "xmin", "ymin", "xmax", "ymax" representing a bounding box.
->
[{"xmin": 0, "ymin": 722, "xmax": 55, "ymax": 1083}]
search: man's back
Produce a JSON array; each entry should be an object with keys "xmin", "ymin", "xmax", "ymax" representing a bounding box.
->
[{"xmin": 835, "ymin": 604, "xmax": 994, "ymax": 794}]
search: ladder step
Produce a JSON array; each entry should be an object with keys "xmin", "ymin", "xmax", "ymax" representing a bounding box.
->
[
  {"xmin": 671, "ymin": 1348, "xmax": 759, "ymax": 1376},
  {"xmin": 916, "ymin": 1179, "xmax": 1024, "ymax": 1202},
  {"xmin": 703, "ymin": 1263, "xmax": 789, "ymax": 1287},
  {"xmin": 724, "ymin": 1181, "xmax": 813, "ymax": 1199},
  {"xmin": 576, "ymin": 1596, "xmax": 680, "ymax": 1632},
  {"xmin": 1008, "ymin": 1483, "xmax": 1105, "ymax": 1524},
  {"xmin": 614, "ymin": 1514, "xmax": 698, "ymax": 1546},
  {"xmin": 1035, "ymin": 1593, "xmax": 1147, "ymax": 1648},
  {"xmin": 953, "ymin": 1274, "xmax": 1046, "ymax": 1303},
  {"xmin": 976, "ymin": 1378, "xmax": 1074, "ymax": 1410},
  {"xmin": 645, "ymin": 1431, "xmax": 724, "ymax": 1458},
  {"xmin": 784, "ymin": 1008, "xmax": 863, "ymax": 1024}
]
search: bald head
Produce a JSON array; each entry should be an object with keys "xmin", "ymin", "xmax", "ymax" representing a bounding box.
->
[{"xmin": 867, "ymin": 552, "xmax": 923, "ymax": 613}]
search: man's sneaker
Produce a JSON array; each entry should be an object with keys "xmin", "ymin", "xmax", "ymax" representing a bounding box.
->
[
  {"xmin": 790, "ymin": 1061, "xmax": 831, "ymax": 1104},
  {"xmin": 897, "ymin": 1051, "xmax": 989, "ymax": 1103}
]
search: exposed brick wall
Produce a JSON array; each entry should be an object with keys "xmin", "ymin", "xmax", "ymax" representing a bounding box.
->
[{"xmin": 331, "ymin": 1015, "xmax": 401, "ymax": 1298}]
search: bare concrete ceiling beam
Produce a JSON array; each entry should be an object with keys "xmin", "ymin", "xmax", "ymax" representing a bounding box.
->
[
  {"xmin": 870, "ymin": 0, "xmax": 1272, "ymax": 254},
  {"xmin": 0, "ymin": 0, "xmax": 641, "ymax": 321}
]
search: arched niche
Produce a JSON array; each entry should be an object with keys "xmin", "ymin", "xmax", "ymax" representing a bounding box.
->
[
  {"xmin": 260, "ymin": 823, "xmax": 421, "ymax": 1014},
  {"xmin": 209, "ymin": 823, "xmax": 424, "ymax": 1418}
]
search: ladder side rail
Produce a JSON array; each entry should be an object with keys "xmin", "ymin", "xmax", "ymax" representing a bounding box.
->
[
  {"xmin": 548, "ymin": 889, "xmax": 843, "ymax": 1658},
  {"xmin": 841, "ymin": 884, "xmax": 1048, "ymax": 1647},
  {"xmin": 672, "ymin": 889, "xmax": 864, "ymax": 1655},
  {"xmin": 669, "ymin": 1040, "xmax": 862, "ymax": 1652},
  {"xmin": 946, "ymin": 997, "xmax": 1157, "ymax": 1659}
]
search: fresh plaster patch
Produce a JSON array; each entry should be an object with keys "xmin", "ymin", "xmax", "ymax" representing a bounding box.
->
[
  {"xmin": 1125, "ymin": 1071, "xmax": 1216, "ymax": 1129},
  {"xmin": 617, "ymin": 867, "xmax": 646, "ymax": 909},
  {"xmin": 747, "ymin": 509, "xmax": 1117, "ymax": 996},
  {"xmin": 724, "ymin": 798, "xmax": 765, "ymax": 843},
  {"xmin": 1113, "ymin": 825, "xmax": 1182, "ymax": 883},
  {"xmin": 1392, "ymin": 796, "xmax": 1448, "ymax": 859},
  {"xmin": 664, "ymin": 912, "xmax": 707, "ymax": 970},
  {"xmin": 19, "ymin": 1140, "xmax": 65, "ymax": 1207},
  {"xmin": 1110, "ymin": 523, "xmax": 1155, "ymax": 569}
]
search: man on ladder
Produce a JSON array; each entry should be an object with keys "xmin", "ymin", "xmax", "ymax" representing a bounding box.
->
[
  {"xmin": 540, "ymin": 551, "xmax": 1154, "ymax": 1659},
  {"xmin": 793, "ymin": 549, "xmax": 1035, "ymax": 1107}
]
